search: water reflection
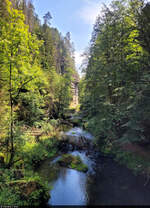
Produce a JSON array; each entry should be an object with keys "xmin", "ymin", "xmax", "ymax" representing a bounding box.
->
[
  {"xmin": 49, "ymin": 168, "xmax": 87, "ymax": 205},
  {"xmin": 37, "ymin": 127, "xmax": 94, "ymax": 206},
  {"xmin": 37, "ymin": 126, "xmax": 150, "ymax": 206},
  {"xmin": 37, "ymin": 151, "xmax": 91, "ymax": 206}
]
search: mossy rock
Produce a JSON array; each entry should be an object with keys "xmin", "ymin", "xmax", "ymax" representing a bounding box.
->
[{"xmin": 57, "ymin": 154, "xmax": 88, "ymax": 173}]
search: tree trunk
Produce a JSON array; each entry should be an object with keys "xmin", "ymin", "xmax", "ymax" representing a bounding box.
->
[{"xmin": 8, "ymin": 55, "xmax": 14, "ymax": 167}]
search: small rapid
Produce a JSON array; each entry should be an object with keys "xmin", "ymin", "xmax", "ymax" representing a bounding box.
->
[{"xmin": 65, "ymin": 127, "xmax": 94, "ymax": 140}]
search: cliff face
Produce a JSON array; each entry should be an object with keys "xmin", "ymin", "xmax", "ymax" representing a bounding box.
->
[{"xmin": 71, "ymin": 73, "xmax": 79, "ymax": 107}]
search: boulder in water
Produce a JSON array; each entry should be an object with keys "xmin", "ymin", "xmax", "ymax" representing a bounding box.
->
[{"xmin": 57, "ymin": 154, "xmax": 88, "ymax": 173}]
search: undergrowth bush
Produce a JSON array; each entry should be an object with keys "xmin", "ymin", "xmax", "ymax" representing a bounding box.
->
[
  {"xmin": 20, "ymin": 136, "xmax": 58, "ymax": 168},
  {"xmin": 0, "ymin": 170, "xmax": 49, "ymax": 206}
]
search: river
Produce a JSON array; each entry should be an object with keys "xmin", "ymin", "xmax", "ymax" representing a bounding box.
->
[{"xmin": 37, "ymin": 127, "xmax": 150, "ymax": 206}]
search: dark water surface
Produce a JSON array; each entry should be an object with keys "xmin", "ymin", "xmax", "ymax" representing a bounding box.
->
[{"xmin": 37, "ymin": 127, "xmax": 150, "ymax": 206}]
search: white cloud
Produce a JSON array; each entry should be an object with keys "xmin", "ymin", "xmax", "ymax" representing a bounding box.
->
[
  {"xmin": 78, "ymin": 0, "xmax": 101, "ymax": 25},
  {"xmin": 75, "ymin": 50, "xmax": 84, "ymax": 69}
]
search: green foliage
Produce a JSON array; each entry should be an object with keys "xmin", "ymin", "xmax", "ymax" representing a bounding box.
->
[
  {"xmin": 0, "ymin": 0, "xmax": 77, "ymax": 167},
  {"xmin": 80, "ymin": 0, "xmax": 150, "ymax": 148},
  {"xmin": 114, "ymin": 149, "xmax": 150, "ymax": 175},
  {"xmin": 17, "ymin": 92, "xmax": 45, "ymax": 126},
  {"xmin": 0, "ymin": 0, "xmax": 79, "ymax": 205},
  {"xmin": 20, "ymin": 137, "xmax": 58, "ymax": 168},
  {"xmin": 49, "ymin": 119, "xmax": 59, "ymax": 127},
  {"xmin": 34, "ymin": 121, "xmax": 54, "ymax": 133},
  {"xmin": 0, "ymin": 187, "xmax": 21, "ymax": 206},
  {"xmin": 0, "ymin": 170, "xmax": 49, "ymax": 206}
]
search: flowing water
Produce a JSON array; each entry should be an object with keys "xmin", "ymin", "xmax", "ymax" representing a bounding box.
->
[
  {"xmin": 37, "ymin": 127, "xmax": 150, "ymax": 206},
  {"xmin": 65, "ymin": 127, "xmax": 94, "ymax": 140}
]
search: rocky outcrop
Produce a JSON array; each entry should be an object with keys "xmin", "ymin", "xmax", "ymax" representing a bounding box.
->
[
  {"xmin": 59, "ymin": 133, "xmax": 92, "ymax": 152},
  {"xmin": 70, "ymin": 73, "xmax": 79, "ymax": 107}
]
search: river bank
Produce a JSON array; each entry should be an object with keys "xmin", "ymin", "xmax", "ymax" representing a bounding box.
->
[
  {"xmin": 37, "ymin": 125, "xmax": 150, "ymax": 206},
  {"xmin": 1, "ymin": 114, "xmax": 150, "ymax": 206}
]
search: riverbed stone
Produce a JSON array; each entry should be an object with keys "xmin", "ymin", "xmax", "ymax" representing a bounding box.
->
[{"xmin": 60, "ymin": 131, "xmax": 92, "ymax": 151}]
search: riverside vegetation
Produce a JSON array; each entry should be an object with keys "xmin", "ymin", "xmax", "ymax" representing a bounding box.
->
[
  {"xmin": 79, "ymin": 0, "xmax": 150, "ymax": 176},
  {"xmin": 0, "ymin": 0, "xmax": 150, "ymax": 206},
  {"xmin": 0, "ymin": 0, "xmax": 78, "ymax": 205}
]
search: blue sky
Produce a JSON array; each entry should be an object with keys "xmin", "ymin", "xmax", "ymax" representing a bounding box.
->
[{"xmin": 33, "ymin": 0, "xmax": 110, "ymax": 71}]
